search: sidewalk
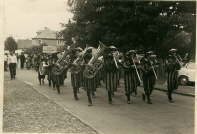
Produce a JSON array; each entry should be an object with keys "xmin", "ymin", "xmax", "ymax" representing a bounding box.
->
[{"xmin": 3, "ymin": 73, "xmax": 98, "ymax": 133}]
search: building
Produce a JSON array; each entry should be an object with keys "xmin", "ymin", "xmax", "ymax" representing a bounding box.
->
[{"xmin": 32, "ymin": 27, "xmax": 64, "ymax": 47}]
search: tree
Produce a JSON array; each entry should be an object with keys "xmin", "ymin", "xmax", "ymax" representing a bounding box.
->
[
  {"xmin": 62, "ymin": 1, "xmax": 196, "ymax": 58},
  {"xmin": 4, "ymin": 36, "xmax": 18, "ymax": 52}
]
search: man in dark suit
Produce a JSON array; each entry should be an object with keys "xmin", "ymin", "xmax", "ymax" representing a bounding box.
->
[{"xmin": 20, "ymin": 52, "xmax": 26, "ymax": 69}]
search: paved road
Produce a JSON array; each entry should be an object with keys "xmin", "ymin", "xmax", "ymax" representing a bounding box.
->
[{"xmin": 4, "ymin": 69, "xmax": 195, "ymax": 134}]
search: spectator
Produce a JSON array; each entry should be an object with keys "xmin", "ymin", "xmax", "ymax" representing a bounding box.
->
[
  {"xmin": 4, "ymin": 53, "xmax": 8, "ymax": 71},
  {"xmin": 8, "ymin": 51, "xmax": 17, "ymax": 80},
  {"xmin": 20, "ymin": 52, "xmax": 26, "ymax": 69}
]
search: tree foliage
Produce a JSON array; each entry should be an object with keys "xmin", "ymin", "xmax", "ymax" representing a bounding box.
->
[
  {"xmin": 61, "ymin": 1, "xmax": 196, "ymax": 58},
  {"xmin": 4, "ymin": 36, "xmax": 18, "ymax": 52}
]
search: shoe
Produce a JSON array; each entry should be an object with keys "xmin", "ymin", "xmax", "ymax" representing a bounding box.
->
[
  {"xmin": 127, "ymin": 101, "xmax": 131, "ymax": 104},
  {"xmin": 88, "ymin": 103, "xmax": 93, "ymax": 106},
  {"xmin": 147, "ymin": 101, "xmax": 152, "ymax": 104},
  {"xmin": 169, "ymin": 100, "xmax": 174, "ymax": 103},
  {"xmin": 74, "ymin": 96, "xmax": 79, "ymax": 100},
  {"xmin": 142, "ymin": 94, "xmax": 146, "ymax": 101}
]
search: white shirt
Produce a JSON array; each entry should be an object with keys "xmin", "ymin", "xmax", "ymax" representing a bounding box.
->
[{"xmin": 8, "ymin": 55, "xmax": 17, "ymax": 64}]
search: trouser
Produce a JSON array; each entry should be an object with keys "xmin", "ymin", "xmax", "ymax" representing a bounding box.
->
[
  {"xmin": 124, "ymin": 70, "xmax": 138, "ymax": 101},
  {"xmin": 9, "ymin": 63, "xmax": 16, "ymax": 79},
  {"xmin": 21, "ymin": 61, "xmax": 25, "ymax": 69},
  {"xmin": 4, "ymin": 61, "xmax": 8, "ymax": 71},
  {"xmin": 52, "ymin": 75, "xmax": 61, "ymax": 94},
  {"xmin": 105, "ymin": 71, "xmax": 118, "ymax": 103},
  {"xmin": 142, "ymin": 73, "xmax": 155, "ymax": 102},
  {"xmin": 167, "ymin": 71, "xmax": 178, "ymax": 100}
]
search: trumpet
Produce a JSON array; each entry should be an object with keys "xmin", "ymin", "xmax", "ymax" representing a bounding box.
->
[{"xmin": 131, "ymin": 57, "xmax": 142, "ymax": 83}]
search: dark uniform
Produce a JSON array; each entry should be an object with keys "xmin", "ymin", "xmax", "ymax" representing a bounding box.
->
[
  {"xmin": 140, "ymin": 51, "xmax": 158, "ymax": 104},
  {"xmin": 122, "ymin": 50, "xmax": 140, "ymax": 104},
  {"xmin": 70, "ymin": 47, "xmax": 84, "ymax": 100},
  {"xmin": 103, "ymin": 47, "xmax": 119, "ymax": 104},
  {"xmin": 83, "ymin": 48, "xmax": 98, "ymax": 106},
  {"xmin": 166, "ymin": 49, "xmax": 181, "ymax": 103}
]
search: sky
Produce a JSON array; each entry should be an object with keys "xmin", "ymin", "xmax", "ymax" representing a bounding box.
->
[{"xmin": 4, "ymin": 0, "xmax": 73, "ymax": 40}]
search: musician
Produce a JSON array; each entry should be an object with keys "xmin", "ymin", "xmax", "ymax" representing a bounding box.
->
[
  {"xmin": 122, "ymin": 50, "xmax": 140, "ymax": 104},
  {"xmin": 83, "ymin": 48, "xmax": 97, "ymax": 106},
  {"xmin": 70, "ymin": 47, "xmax": 83, "ymax": 100},
  {"xmin": 140, "ymin": 51, "xmax": 158, "ymax": 104},
  {"xmin": 166, "ymin": 48, "xmax": 181, "ymax": 103},
  {"xmin": 103, "ymin": 47, "xmax": 119, "ymax": 104}
]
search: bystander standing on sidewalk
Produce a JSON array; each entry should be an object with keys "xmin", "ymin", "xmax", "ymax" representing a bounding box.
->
[
  {"xmin": 20, "ymin": 52, "xmax": 26, "ymax": 69},
  {"xmin": 8, "ymin": 51, "xmax": 18, "ymax": 80},
  {"xmin": 4, "ymin": 53, "xmax": 8, "ymax": 71}
]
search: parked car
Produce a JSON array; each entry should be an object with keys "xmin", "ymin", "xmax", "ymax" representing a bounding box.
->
[{"xmin": 178, "ymin": 62, "xmax": 195, "ymax": 85}]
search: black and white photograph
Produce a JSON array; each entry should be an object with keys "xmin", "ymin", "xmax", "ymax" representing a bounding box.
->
[{"xmin": 2, "ymin": 0, "xmax": 196, "ymax": 134}]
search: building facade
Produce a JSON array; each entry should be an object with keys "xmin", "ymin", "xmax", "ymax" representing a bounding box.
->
[{"xmin": 32, "ymin": 27, "xmax": 64, "ymax": 47}]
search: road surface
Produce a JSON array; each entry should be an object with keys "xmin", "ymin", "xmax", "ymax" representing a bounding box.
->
[{"xmin": 3, "ymin": 69, "xmax": 195, "ymax": 134}]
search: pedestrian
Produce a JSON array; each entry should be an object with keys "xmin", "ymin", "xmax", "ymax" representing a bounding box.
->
[
  {"xmin": 166, "ymin": 49, "xmax": 182, "ymax": 103},
  {"xmin": 8, "ymin": 51, "xmax": 18, "ymax": 80},
  {"xmin": 122, "ymin": 50, "xmax": 140, "ymax": 104},
  {"xmin": 140, "ymin": 51, "xmax": 158, "ymax": 104},
  {"xmin": 20, "ymin": 52, "xmax": 26, "ymax": 69},
  {"xmin": 4, "ymin": 53, "xmax": 8, "ymax": 71}
]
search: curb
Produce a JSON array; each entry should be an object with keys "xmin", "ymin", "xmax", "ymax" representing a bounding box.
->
[
  {"xmin": 154, "ymin": 87, "xmax": 195, "ymax": 97},
  {"xmin": 119, "ymin": 80, "xmax": 195, "ymax": 97}
]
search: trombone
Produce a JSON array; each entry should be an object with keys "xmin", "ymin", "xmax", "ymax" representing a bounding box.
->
[
  {"xmin": 131, "ymin": 57, "xmax": 142, "ymax": 83},
  {"xmin": 149, "ymin": 59, "xmax": 158, "ymax": 80}
]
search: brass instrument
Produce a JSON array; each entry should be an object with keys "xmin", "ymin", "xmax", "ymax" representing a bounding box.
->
[
  {"xmin": 52, "ymin": 49, "xmax": 71, "ymax": 75},
  {"xmin": 132, "ymin": 57, "xmax": 142, "ymax": 83},
  {"xmin": 70, "ymin": 47, "xmax": 88, "ymax": 74},
  {"xmin": 83, "ymin": 42, "xmax": 107, "ymax": 79},
  {"xmin": 112, "ymin": 50, "xmax": 120, "ymax": 69},
  {"xmin": 149, "ymin": 58, "xmax": 158, "ymax": 80}
]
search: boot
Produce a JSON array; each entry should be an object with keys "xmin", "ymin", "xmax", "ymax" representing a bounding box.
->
[
  {"xmin": 87, "ymin": 91, "xmax": 93, "ymax": 106},
  {"xmin": 142, "ymin": 93, "xmax": 146, "ymax": 101},
  {"xmin": 147, "ymin": 95, "xmax": 152, "ymax": 104},
  {"xmin": 74, "ymin": 88, "xmax": 79, "ymax": 100},
  {"xmin": 126, "ymin": 94, "xmax": 131, "ymax": 104},
  {"xmin": 108, "ymin": 91, "xmax": 112, "ymax": 104},
  {"xmin": 57, "ymin": 86, "xmax": 60, "ymax": 94}
]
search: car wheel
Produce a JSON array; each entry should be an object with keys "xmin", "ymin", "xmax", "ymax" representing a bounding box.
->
[{"xmin": 179, "ymin": 75, "xmax": 188, "ymax": 86}]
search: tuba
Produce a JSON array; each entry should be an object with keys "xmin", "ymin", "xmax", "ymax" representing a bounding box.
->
[
  {"xmin": 70, "ymin": 47, "xmax": 88, "ymax": 74},
  {"xmin": 52, "ymin": 49, "xmax": 71, "ymax": 75},
  {"xmin": 83, "ymin": 42, "xmax": 107, "ymax": 79}
]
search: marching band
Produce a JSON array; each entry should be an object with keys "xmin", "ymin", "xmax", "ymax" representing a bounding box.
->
[{"xmin": 37, "ymin": 42, "xmax": 183, "ymax": 106}]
